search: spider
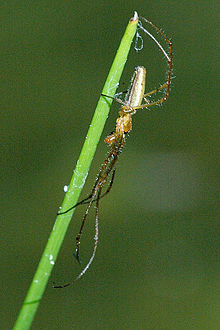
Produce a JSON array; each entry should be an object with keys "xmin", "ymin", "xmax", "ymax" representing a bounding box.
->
[{"xmin": 53, "ymin": 16, "xmax": 173, "ymax": 288}]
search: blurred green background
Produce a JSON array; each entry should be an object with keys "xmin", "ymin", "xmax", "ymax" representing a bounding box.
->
[{"xmin": 1, "ymin": 1, "xmax": 219, "ymax": 329}]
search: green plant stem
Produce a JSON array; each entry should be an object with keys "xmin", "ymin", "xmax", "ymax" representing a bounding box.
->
[{"xmin": 13, "ymin": 13, "xmax": 138, "ymax": 330}]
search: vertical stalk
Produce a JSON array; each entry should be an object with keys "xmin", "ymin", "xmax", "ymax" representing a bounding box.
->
[{"xmin": 13, "ymin": 12, "xmax": 138, "ymax": 330}]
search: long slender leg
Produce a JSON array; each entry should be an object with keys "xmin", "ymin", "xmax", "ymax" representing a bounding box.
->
[
  {"xmin": 101, "ymin": 94, "xmax": 133, "ymax": 112},
  {"xmin": 57, "ymin": 193, "xmax": 94, "ymax": 215},
  {"xmin": 125, "ymin": 18, "xmax": 173, "ymax": 111},
  {"xmin": 53, "ymin": 188, "xmax": 102, "ymax": 289},
  {"xmin": 98, "ymin": 168, "xmax": 116, "ymax": 200},
  {"xmin": 74, "ymin": 187, "xmax": 101, "ymax": 282},
  {"xmin": 143, "ymin": 82, "xmax": 168, "ymax": 98},
  {"xmin": 142, "ymin": 83, "xmax": 168, "ymax": 105},
  {"xmin": 74, "ymin": 186, "xmax": 99, "ymax": 263},
  {"xmin": 101, "ymin": 93, "xmax": 125, "ymax": 106}
]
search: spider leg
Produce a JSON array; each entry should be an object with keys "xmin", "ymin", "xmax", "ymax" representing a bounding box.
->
[
  {"xmin": 143, "ymin": 82, "xmax": 168, "ymax": 98},
  {"xmin": 98, "ymin": 168, "xmax": 116, "ymax": 200},
  {"xmin": 53, "ymin": 188, "xmax": 102, "ymax": 289},
  {"xmin": 101, "ymin": 93, "xmax": 124, "ymax": 105},
  {"xmin": 101, "ymin": 94, "xmax": 133, "ymax": 112},
  {"xmin": 135, "ymin": 17, "xmax": 173, "ymax": 111},
  {"xmin": 57, "ymin": 193, "xmax": 93, "ymax": 215},
  {"xmin": 74, "ymin": 187, "xmax": 101, "ymax": 282},
  {"xmin": 73, "ymin": 185, "xmax": 99, "ymax": 264}
]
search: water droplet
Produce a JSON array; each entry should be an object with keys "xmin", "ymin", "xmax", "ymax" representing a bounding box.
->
[{"xmin": 63, "ymin": 185, "xmax": 69, "ymax": 192}]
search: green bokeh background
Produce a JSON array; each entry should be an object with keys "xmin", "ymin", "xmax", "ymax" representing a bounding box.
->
[{"xmin": 1, "ymin": 1, "xmax": 219, "ymax": 329}]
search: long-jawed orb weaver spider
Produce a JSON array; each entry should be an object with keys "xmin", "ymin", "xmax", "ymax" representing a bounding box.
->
[{"xmin": 53, "ymin": 17, "xmax": 173, "ymax": 288}]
